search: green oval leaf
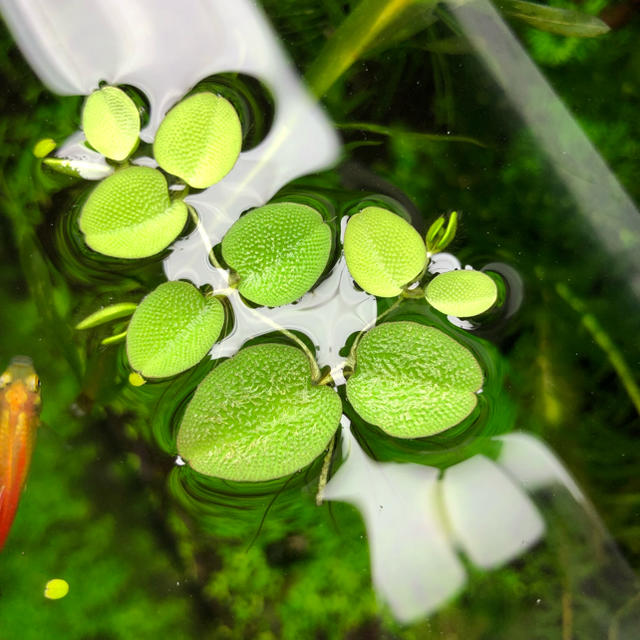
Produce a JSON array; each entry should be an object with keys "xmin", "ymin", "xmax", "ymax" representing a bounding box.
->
[
  {"xmin": 126, "ymin": 281, "xmax": 225, "ymax": 378},
  {"xmin": 177, "ymin": 343, "xmax": 342, "ymax": 481},
  {"xmin": 79, "ymin": 167, "xmax": 188, "ymax": 258},
  {"xmin": 344, "ymin": 206, "xmax": 427, "ymax": 297},
  {"xmin": 221, "ymin": 202, "xmax": 332, "ymax": 307},
  {"xmin": 82, "ymin": 86, "xmax": 140, "ymax": 161},
  {"xmin": 346, "ymin": 321, "xmax": 483, "ymax": 438},
  {"xmin": 425, "ymin": 270, "xmax": 498, "ymax": 318},
  {"xmin": 76, "ymin": 302, "xmax": 138, "ymax": 330},
  {"xmin": 153, "ymin": 92, "xmax": 242, "ymax": 189}
]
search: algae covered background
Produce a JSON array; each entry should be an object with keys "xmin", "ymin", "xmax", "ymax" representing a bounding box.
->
[{"xmin": 0, "ymin": 1, "xmax": 639, "ymax": 638}]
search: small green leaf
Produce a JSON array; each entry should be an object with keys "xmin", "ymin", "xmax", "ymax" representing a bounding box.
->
[
  {"xmin": 344, "ymin": 206, "xmax": 427, "ymax": 297},
  {"xmin": 499, "ymin": 0, "xmax": 610, "ymax": 37},
  {"xmin": 82, "ymin": 86, "xmax": 141, "ymax": 161},
  {"xmin": 126, "ymin": 281, "xmax": 225, "ymax": 378},
  {"xmin": 221, "ymin": 202, "xmax": 332, "ymax": 307},
  {"xmin": 101, "ymin": 330, "xmax": 128, "ymax": 346},
  {"xmin": 177, "ymin": 343, "xmax": 342, "ymax": 481},
  {"xmin": 426, "ymin": 211, "xmax": 458, "ymax": 254},
  {"xmin": 153, "ymin": 92, "xmax": 242, "ymax": 189},
  {"xmin": 33, "ymin": 138, "xmax": 56, "ymax": 158},
  {"xmin": 347, "ymin": 321, "xmax": 483, "ymax": 438},
  {"xmin": 79, "ymin": 167, "xmax": 188, "ymax": 258},
  {"xmin": 425, "ymin": 270, "xmax": 498, "ymax": 318},
  {"xmin": 76, "ymin": 302, "xmax": 138, "ymax": 330},
  {"xmin": 43, "ymin": 156, "xmax": 114, "ymax": 180}
]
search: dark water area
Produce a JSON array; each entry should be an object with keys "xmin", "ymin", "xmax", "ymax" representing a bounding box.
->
[{"xmin": 0, "ymin": 1, "xmax": 639, "ymax": 639}]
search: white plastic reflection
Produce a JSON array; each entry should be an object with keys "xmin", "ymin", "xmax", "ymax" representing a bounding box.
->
[
  {"xmin": 0, "ymin": 0, "xmax": 340, "ymax": 285},
  {"xmin": 323, "ymin": 420, "xmax": 568, "ymax": 623},
  {"xmin": 0, "ymin": 0, "xmax": 361, "ymax": 367},
  {"xmin": 322, "ymin": 418, "xmax": 466, "ymax": 623}
]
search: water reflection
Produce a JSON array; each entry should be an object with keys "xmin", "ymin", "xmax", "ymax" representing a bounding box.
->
[{"xmin": 323, "ymin": 418, "xmax": 638, "ymax": 626}]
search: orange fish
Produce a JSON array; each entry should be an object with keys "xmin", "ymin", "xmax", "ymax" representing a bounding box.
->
[{"xmin": 0, "ymin": 356, "xmax": 41, "ymax": 551}]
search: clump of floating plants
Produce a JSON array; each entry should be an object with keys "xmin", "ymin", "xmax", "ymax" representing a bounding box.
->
[{"xmin": 40, "ymin": 84, "xmax": 503, "ymax": 484}]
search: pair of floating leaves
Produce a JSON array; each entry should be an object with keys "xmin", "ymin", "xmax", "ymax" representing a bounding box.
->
[
  {"xmin": 347, "ymin": 321, "xmax": 483, "ymax": 438},
  {"xmin": 127, "ymin": 281, "xmax": 224, "ymax": 378},
  {"xmin": 344, "ymin": 206, "xmax": 427, "ymax": 297},
  {"xmin": 154, "ymin": 92, "xmax": 242, "ymax": 189},
  {"xmin": 426, "ymin": 270, "xmax": 498, "ymax": 318},
  {"xmin": 82, "ymin": 87, "xmax": 242, "ymax": 190},
  {"xmin": 177, "ymin": 344, "xmax": 342, "ymax": 482},
  {"xmin": 222, "ymin": 202, "xmax": 332, "ymax": 307},
  {"xmin": 82, "ymin": 86, "xmax": 140, "ymax": 161},
  {"xmin": 79, "ymin": 166, "xmax": 188, "ymax": 259}
]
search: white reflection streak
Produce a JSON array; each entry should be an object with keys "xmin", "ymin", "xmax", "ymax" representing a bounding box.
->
[
  {"xmin": 322, "ymin": 418, "xmax": 466, "ymax": 623},
  {"xmin": 323, "ymin": 422, "xmax": 554, "ymax": 622},
  {"xmin": 447, "ymin": 0, "xmax": 640, "ymax": 297}
]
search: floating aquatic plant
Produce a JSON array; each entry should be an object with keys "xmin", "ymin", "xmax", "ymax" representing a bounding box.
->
[
  {"xmin": 82, "ymin": 86, "xmax": 140, "ymax": 161},
  {"xmin": 347, "ymin": 321, "xmax": 483, "ymax": 438},
  {"xmin": 79, "ymin": 167, "xmax": 188, "ymax": 259},
  {"xmin": 126, "ymin": 281, "xmax": 225, "ymax": 379},
  {"xmin": 221, "ymin": 202, "xmax": 333, "ymax": 307},
  {"xmin": 425, "ymin": 270, "xmax": 498, "ymax": 318},
  {"xmin": 177, "ymin": 343, "xmax": 342, "ymax": 481},
  {"xmin": 153, "ymin": 92, "xmax": 242, "ymax": 189},
  {"xmin": 343, "ymin": 206, "xmax": 427, "ymax": 297}
]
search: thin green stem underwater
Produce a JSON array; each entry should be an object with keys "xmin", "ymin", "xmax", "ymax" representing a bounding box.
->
[{"xmin": 556, "ymin": 283, "xmax": 640, "ymax": 417}]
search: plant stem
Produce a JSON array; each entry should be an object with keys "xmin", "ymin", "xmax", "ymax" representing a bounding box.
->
[
  {"xmin": 305, "ymin": 0, "xmax": 427, "ymax": 98},
  {"xmin": 316, "ymin": 434, "xmax": 337, "ymax": 506},
  {"xmin": 556, "ymin": 283, "xmax": 640, "ymax": 417},
  {"xmin": 247, "ymin": 304, "xmax": 322, "ymax": 381},
  {"xmin": 347, "ymin": 296, "xmax": 404, "ymax": 364}
]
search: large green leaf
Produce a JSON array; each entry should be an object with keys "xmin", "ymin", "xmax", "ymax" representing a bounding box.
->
[
  {"xmin": 126, "ymin": 281, "xmax": 224, "ymax": 378},
  {"xmin": 153, "ymin": 92, "xmax": 242, "ymax": 189},
  {"xmin": 343, "ymin": 206, "xmax": 427, "ymax": 297},
  {"xmin": 425, "ymin": 270, "xmax": 498, "ymax": 317},
  {"xmin": 79, "ymin": 167, "xmax": 188, "ymax": 258},
  {"xmin": 177, "ymin": 344, "xmax": 342, "ymax": 481},
  {"xmin": 221, "ymin": 202, "xmax": 332, "ymax": 307},
  {"xmin": 82, "ymin": 86, "xmax": 140, "ymax": 161},
  {"xmin": 347, "ymin": 321, "xmax": 483, "ymax": 438}
]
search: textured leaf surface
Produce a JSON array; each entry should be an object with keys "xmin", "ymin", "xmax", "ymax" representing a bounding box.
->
[
  {"xmin": 82, "ymin": 86, "xmax": 140, "ymax": 161},
  {"xmin": 177, "ymin": 344, "xmax": 342, "ymax": 481},
  {"xmin": 79, "ymin": 167, "xmax": 188, "ymax": 258},
  {"xmin": 153, "ymin": 92, "xmax": 242, "ymax": 189},
  {"xmin": 127, "ymin": 281, "xmax": 224, "ymax": 378},
  {"xmin": 221, "ymin": 202, "xmax": 332, "ymax": 307},
  {"xmin": 425, "ymin": 270, "xmax": 498, "ymax": 317},
  {"xmin": 347, "ymin": 321, "xmax": 483, "ymax": 438},
  {"xmin": 344, "ymin": 206, "xmax": 427, "ymax": 297}
]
